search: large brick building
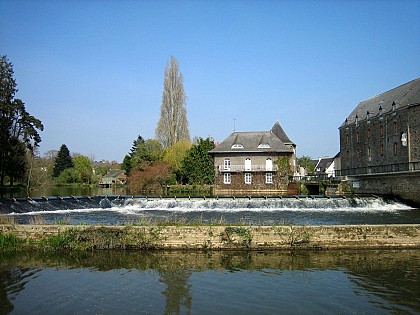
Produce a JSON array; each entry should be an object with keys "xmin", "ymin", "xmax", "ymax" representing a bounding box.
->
[
  {"xmin": 339, "ymin": 78, "xmax": 420, "ymax": 176},
  {"xmin": 209, "ymin": 122, "xmax": 296, "ymax": 195}
]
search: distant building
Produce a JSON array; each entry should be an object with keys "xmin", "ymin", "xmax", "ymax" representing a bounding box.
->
[
  {"xmin": 338, "ymin": 78, "xmax": 420, "ymax": 175},
  {"xmin": 314, "ymin": 156, "xmax": 336, "ymax": 177},
  {"xmin": 209, "ymin": 121, "xmax": 296, "ymax": 195},
  {"xmin": 99, "ymin": 170, "xmax": 127, "ymax": 187}
]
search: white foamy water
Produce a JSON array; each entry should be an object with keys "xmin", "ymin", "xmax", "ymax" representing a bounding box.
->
[
  {"xmin": 113, "ymin": 197, "xmax": 412, "ymax": 213},
  {"xmin": 8, "ymin": 196, "xmax": 412, "ymax": 216}
]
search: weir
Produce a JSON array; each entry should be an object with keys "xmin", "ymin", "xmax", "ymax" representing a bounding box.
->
[{"xmin": 0, "ymin": 194, "xmax": 407, "ymax": 214}]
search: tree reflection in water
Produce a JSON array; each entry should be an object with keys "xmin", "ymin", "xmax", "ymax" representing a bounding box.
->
[{"xmin": 160, "ymin": 269, "xmax": 192, "ymax": 315}]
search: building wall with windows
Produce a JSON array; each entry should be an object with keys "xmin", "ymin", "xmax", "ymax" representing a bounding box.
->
[
  {"xmin": 210, "ymin": 122, "xmax": 296, "ymax": 196},
  {"xmin": 213, "ymin": 152, "xmax": 292, "ymax": 195},
  {"xmin": 408, "ymin": 104, "xmax": 420, "ymax": 168},
  {"xmin": 338, "ymin": 78, "xmax": 420, "ymax": 175}
]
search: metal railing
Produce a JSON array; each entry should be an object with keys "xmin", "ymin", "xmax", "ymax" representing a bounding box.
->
[
  {"xmin": 218, "ymin": 165, "xmax": 279, "ymax": 172},
  {"xmin": 290, "ymin": 175, "xmax": 344, "ymax": 183},
  {"xmin": 337, "ymin": 163, "xmax": 411, "ymax": 176}
]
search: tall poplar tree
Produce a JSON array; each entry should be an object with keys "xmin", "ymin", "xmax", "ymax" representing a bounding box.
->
[{"xmin": 156, "ymin": 56, "xmax": 190, "ymax": 148}]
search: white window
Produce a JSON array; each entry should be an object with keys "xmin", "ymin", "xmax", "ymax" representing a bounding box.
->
[
  {"xmin": 258, "ymin": 143, "xmax": 271, "ymax": 149},
  {"xmin": 223, "ymin": 159, "xmax": 231, "ymax": 170},
  {"xmin": 266, "ymin": 173, "xmax": 273, "ymax": 184},
  {"xmin": 224, "ymin": 173, "xmax": 231, "ymax": 184},
  {"xmin": 266, "ymin": 158, "xmax": 272, "ymax": 171},
  {"xmin": 245, "ymin": 173, "xmax": 252, "ymax": 184},
  {"xmin": 231, "ymin": 144, "xmax": 244, "ymax": 149},
  {"xmin": 245, "ymin": 158, "xmax": 252, "ymax": 171}
]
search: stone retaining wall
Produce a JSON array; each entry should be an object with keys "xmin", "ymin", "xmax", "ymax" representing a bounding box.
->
[
  {"xmin": 348, "ymin": 171, "xmax": 420, "ymax": 207},
  {"xmin": 1, "ymin": 224, "xmax": 419, "ymax": 250}
]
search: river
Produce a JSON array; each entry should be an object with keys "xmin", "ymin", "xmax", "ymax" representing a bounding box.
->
[{"xmin": 1, "ymin": 250, "xmax": 419, "ymax": 315}]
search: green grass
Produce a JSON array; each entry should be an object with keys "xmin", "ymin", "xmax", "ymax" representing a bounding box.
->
[{"xmin": 0, "ymin": 233, "xmax": 23, "ymax": 252}]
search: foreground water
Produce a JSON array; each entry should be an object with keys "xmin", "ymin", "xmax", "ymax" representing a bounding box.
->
[
  {"xmin": 1, "ymin": 196, "xmax": 419, "ymax": 225},
  {"xmin": 1, "ymin": 250, "xmax": 419, "ymax": 315}
]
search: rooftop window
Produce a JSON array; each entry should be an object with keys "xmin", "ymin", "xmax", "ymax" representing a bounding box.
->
[
  {"xmin": 258, "ymin": 143, "xmax": 271, "ymax": 149},
  {"xmin": 231, "ymin": 144, "xmax": 244, "ymax": 149}
]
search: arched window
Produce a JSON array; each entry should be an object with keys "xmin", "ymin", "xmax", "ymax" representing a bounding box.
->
[
  {"xmin": 266, "ymin": 158, "xmax": 272, "ymax": 171},
  {"xmin": 223, "ymin": 159, "xmax": 231, "ymax": 170},
  {"xmin": 245, "ymin": 158, "xmax": 251, "ymax": 171}
]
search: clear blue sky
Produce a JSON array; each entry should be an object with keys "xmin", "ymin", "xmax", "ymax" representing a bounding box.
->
[{"xmin": 1, "ymin": 0, "xmax": 419, "ymax": 162}]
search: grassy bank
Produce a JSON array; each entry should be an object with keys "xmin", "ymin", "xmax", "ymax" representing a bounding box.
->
[{"xmin": 0, "ymin": 226, "xmax": 165, "ymax": 252}]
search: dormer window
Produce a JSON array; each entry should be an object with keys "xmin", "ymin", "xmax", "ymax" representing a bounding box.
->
[
  {"xmin": 258, "ymin": 143, "xmax": 271, "ymax": 149},
  {"xmin": 231, "ymin": 144, "xmax": 244, "ymax": 149}
]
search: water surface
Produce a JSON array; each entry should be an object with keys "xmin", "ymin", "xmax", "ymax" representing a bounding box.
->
[
  {"xmin": 1, "ymin": 250, "xmax": 419, "ymax": 314},
  {"xmin": 2, "ymin": 196, "xmax": 419, "ymax": 225}
]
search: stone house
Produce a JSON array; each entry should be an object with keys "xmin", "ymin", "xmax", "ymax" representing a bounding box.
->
[
  {"xmin": 338, "ymin": 78, "xmax": 420, "ymax": 176},
  {"xmin": 209, "ymin": 121, "xmax": 296, "ymax": 195}
]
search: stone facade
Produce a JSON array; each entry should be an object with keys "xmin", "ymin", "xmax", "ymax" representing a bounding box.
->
[
  {"xmin": 339, "ymin": 106, "xmax": 416, "ymax": 174},
  {"xmin": 213, "ymin": 153, "xmax": 291, "ymax": 195},
  {"xmin": 408, "ymin": 105, "xmax": 420, "ymax": 167},
  {"xmin": 210, "ymin": 122, "xmax": 296, "ymax": 196},
  {"xmin": 348, "ymin": 170, "xmax": 420, "ymax": 207},
  {"xmin": 339, "ymin": 78, "xmax": 420, "ymax": 175}
]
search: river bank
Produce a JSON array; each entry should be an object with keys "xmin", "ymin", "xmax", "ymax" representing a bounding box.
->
[{"xmin": 1, "ymin": 224, "xmax": 419, "ymax": 251}]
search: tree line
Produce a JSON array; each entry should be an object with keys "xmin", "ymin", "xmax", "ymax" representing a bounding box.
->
[
  {"xmin": 121, "ymin": 135, "xmax": 215, "ymax": 194},
  {"xmin": 0, "ymin": 54, "xmax": 215, "ymax": 194}
]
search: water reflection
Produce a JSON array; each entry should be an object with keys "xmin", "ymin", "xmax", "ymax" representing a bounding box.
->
[{"xmin": 1, "ymin": 250, "xmax": 419, "ymax": 314}]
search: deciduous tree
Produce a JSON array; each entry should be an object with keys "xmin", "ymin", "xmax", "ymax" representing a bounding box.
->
[
  {"xmin": 131, "ymin": 139, "xmax": 163, "ymax": 170},
  {"xmin": 73, "ymin": 155, "xmax": 93, "ymax": 183},
  {"xmin": 128, "ymin": 161, "xmax": 171, "ymax": 194},
  {"xmin": 297, "ymin": 155, "xmax": 315, "ymax": 175},
  {"xmin": 26, "ymin": 150, "xmax": 54, "ymax": 193},
  {"xmin": 163, "ymin": 140, "xmax": 191, "ymax": 182},
  {"xmin": 156, "ymin": 56, "xmax": 190, "ymax": 148}
]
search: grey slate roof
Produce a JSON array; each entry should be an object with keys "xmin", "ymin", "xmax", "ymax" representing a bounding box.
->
[
  {"xmin": 341, "ymin": 78, "xmax": 420, "ymax": 127},
  {"xmin": 315, "ymin": 157, "xmax": 334, "ymax": 173},
  {"xmin": 210, "ymin": 122, "xmax": 294, "ymax": 154},
  {"xmin": 271, "ymin": 121, "xmax": 294, "ymax": 145}
]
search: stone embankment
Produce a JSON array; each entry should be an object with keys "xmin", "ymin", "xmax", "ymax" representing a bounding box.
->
[{"xmin": 1, "ymin": 224, "xmax": 419, "ymax": 250}]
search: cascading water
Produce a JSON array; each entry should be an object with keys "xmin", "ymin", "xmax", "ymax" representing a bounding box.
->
[{"xmin": 1, "ymin": 195, "xmax": 418, "ymax": 226}]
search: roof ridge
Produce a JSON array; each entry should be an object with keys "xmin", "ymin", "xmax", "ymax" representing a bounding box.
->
[{"xmin": 361, "ymin": 77, "xmax": 420, "ymax": 103}]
